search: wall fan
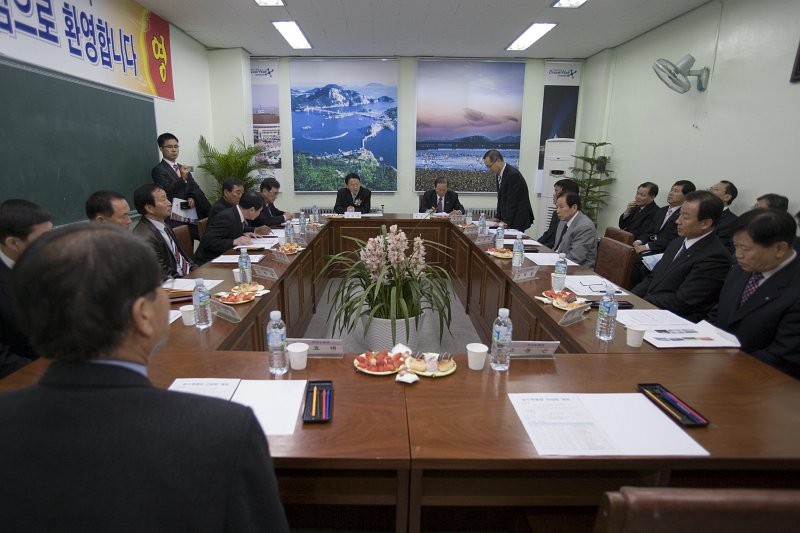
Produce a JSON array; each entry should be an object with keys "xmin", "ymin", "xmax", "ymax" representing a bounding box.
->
[{"xmin": 653, "ymin": 54, "xmax": 709, "ymax": 93}]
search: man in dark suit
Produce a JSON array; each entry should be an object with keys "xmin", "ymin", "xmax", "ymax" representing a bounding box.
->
[
  {"xmin": 553, "ymin": 191, "xmax": 597, "ymax": 268},
  {"xmin": 708, "ymin": 208, "xmax": 800, "ymax": 379},
  {"xmin": 85, "ymin": 190, "xmax": 133, "ymax": 229},
  {"xmin": 709, "ymin": 179, "xmax": 739, "ymax": 254},
  {"xmin": 632, "ymin": 190, "xmax": 732, "ymax": 322},
  {"xmin": 132, "ymin": 184, "xmax": 195, "ymax": 279},
  {"xmin": 193, "ymin": 190, "xmax": 262, "ymax": 265},
  {"xmin": 151, "ymin": 132, "xmax": 211, "ymax": 239},
  {"xmin": 253, "ymin": 177, "xmax": 294, "ymax": 227},
  {"xmin": 483, "ymin": 149, "xmax": 534, "ymax": 232},
  {"xmin": 0, "ymin": 224, "xmax": 289, "ymax": 531},
  {"xmin": 334, "ymin": 173, "xmax": 372, "ymax": 214},
  {"xmin": 618, "ymin": 181, "xmax": 659, "ymax": 236},
  {"xmin": 0, "ymin": 200, "xmax": 52, "ymax": 378},
  {"xmin": 208, "ymin": 178, "xmax": 244, "ymax": 220},
  {"xmin": 539, "ymin": 178, "xmax": 579, "ymax": 248},
  {"xmin": 420, "ymin": 176, "xmax": 465, "ymax": 214},
  {"xmin": 754, "ymin": 193, "xmax": 789, "ymax": 211}
]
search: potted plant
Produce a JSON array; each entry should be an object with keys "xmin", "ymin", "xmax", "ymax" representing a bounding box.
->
[
  {"xmin": 570, "ymin": 141, "xmax": 615, "ymax": 225},
  {"xmin": 320, "ymin": 224, "xmax": 452, "ymax": 348},
  {"xmin": 196, "ymin": 135, "xmax": 270, "ymax": 200}
]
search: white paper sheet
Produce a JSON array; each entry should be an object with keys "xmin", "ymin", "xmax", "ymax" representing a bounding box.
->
[
  {"xmin": 168, "ymin": 310, "xmax": 182, "ymax": 324},
  {"xmin": 564, "ymin": 275, "xmax": 626, "ymax": 296},
  {"xmin": 163, "ymin": 279, "xmax": 224, "ymax": 291},
  {"xmin": 503, "ymin": 238, "xmax": 541, "ymax": 246},
  {"xmin": 211, "ymin": 254, "xmax": 265, "ymax": 264},
  {"xmin": 642, "ymin": 253, "xmax": 664, "ymax": 271},
  {"xmin": 489, "ymin": 228, "xmax": 522, "ymax": 236},
  {"xmin": 508, "ymin": 393, "xmax": 708, "ymax": 456},
  {"xmin": 616, "ymin": 309, "xmax": 693, "ymax": 328},
  {"xmin": 643, "ymin": 320, "xmax": 741, "ymax": 348},
  {"xmin": 169, "ymin": 378, "xmax": 241, "ymax": 401},
  {"xmin": 231, "ymin": 379, "xmax": 307, "ymax": 436},
  {"xmin": 235, "ymin": 237, "xmax": 279, "ymax": 250},
  {"xmin": 525, "ymin": 253, "xmax": 579, "ymax": 266}
]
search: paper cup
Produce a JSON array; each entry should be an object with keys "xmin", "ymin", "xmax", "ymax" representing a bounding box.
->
[
  {"xmin": 287, "ymin": 342, "xmax": 309, "ymax": 370},
  {"xmin": 179, "ymin": 305, "xmax": 195, "ymax": 326},
  {"xmin": 466, "ymin": 342, "xmax": 488, "ymax": 370},
  {"xmin": 277, "ymin": 234, "xmax": 286, "ymax": 246},
  {"xmin": 551, "ymin": 272, "xmax": 566, "ymax": 292},
  {"xmin": 626, "ymin": 326, "xmax": 646, "ymax": 347},
  {"xmin": 232, "ymin": 268, "xmax": 241, "ymax": 283}
]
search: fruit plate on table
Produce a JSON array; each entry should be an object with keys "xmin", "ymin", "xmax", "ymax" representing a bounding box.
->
[
  {"xmin": 215, "ymin": 292, "xmax": 256, "ymax": 305},
  {"xmin": 353, "ymin": 349, "xmax": 405, "ymax": 375},
  {"xmin": 541, "ymin": 289, "xmax": 588, "ymax": 311},
  {"xmin": 404, "ymin": 353, "xmax": 457, "ymax": 377},
  {"xmin": 276, "ymin": 243, "xmax": 304, "ymax": 255},
  {"xmin": 487, "ymin": 248, "xmax": 513, "ymax": 259},
  {"xmin": 231, "ymin": 283, "xmax": 264, "ymax": 294}
]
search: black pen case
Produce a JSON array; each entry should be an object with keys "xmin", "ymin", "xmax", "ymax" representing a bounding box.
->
[{"xmin": 303, "ymin": 380, "xmax": 333, "ymax": 424}]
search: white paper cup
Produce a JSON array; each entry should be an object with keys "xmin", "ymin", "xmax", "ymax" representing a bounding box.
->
[
  {"xmin": 277, "ymin": 234, "xmax": 286, "ymax": 246},
  {"xmin": 287, "ymin": 342, "xmax": 309, "ymax": 370},
  {"xmin": 232, "ymin": 268, "xmax": 241, "ymax": 283},
  {"xmin": 466, "ymin": 342, "xmax": 488, "ymax": 370},
  {"xmin": 179, "ymin": 305, "xmax": 195, "ymax": 326},
  {"xmin": 626, "ymin": 326, "xmax": 646, "ymax": 347},
  {"xmin": 551, "ymin": 272, "xmax": 566, "ymax": 292}
]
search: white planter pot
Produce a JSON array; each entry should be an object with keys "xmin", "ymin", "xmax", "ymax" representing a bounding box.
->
[{"xmin": 361, "ymin": 314, "xmax": 425, "ymax": 351}]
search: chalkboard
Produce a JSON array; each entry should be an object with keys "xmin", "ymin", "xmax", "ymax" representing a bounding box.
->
[{"xmin": 0, "ymin": 59, "xmax": 157, "ymax": 225}]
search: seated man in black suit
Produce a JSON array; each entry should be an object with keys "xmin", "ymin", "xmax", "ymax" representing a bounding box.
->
[
  {"xmin": 708, "ymin": 208, "xmax": 800, "ymax": 379},
  {"xmin": 334, "ymin": 173, "xmax": 371, "ymax": 214},
  {"xmin": 538, "ymin": 178, "xmax": 578, "ymax": 248},
  {"xmin": 193, "ymin": 190, "xmax": 262, "ymax": 265},
  {"xmin": 618, "ymin": 181, "xmax": 659, "ymax": 236},
  {"xmin": 709, "ymin": 179, "xmax": 739, "ymax": 254},
  {"xmin": 85, "ymin": 190, "xmax": 133, "ymax": 229},
  {"xmin": 253, "ymin": 177, "xmax": 294, "ymax": 227},
  {"xmin": 0, "ymin": 224, "xmax": 289, "ymax": 531},
  {"xmin": 208, "ymin": 178, "xmax": 244, "ymax": 220},
  {"xmin": 132, "ymin": 184, "xmax": 195, "ymax": 279},
  {"xmin": 0, "ymin": 200, "xmax": 53, "ymax": 378},
  {"xmin": 632, "ymin": 190, "xmax": 732, "ymax": 322},
  {"xmin": 420, "ymin": 176, "xmax": 465, "ymax": 214},
  {"xmin": 483, "ymin": 149, "xmax": 534, "ymax": 232},
  {"xmin": 151, "ymin": 132, "xmax": 211, "ymax": 240},
  {"xmin": 753, "ymin": 193, "xmax": 789, "ymax": 211}
]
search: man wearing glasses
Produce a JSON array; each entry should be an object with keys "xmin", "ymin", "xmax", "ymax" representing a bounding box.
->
[{"xmin": 483, "ymin": 150, "xmax": 534, "ymax": 232}]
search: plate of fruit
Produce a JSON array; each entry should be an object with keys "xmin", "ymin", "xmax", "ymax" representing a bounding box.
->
[{"xmin": 353, "ymin": 349, "xmax": 406, "ymax": 375}]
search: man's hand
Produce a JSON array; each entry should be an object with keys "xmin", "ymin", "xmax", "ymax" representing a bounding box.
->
[
  {"xmin": 179, "ymin": 165, "xmax": 191, "ymax": 181},
  {"xmin": 346, "ymin": 206, "xmax": 355, "ymax": 212},
  {"xmin": 254, "ymin": 226, "xmax": 270, "ymax": 236},
  {"xmin": 449, "ymin": 209, "xmax": 462, "ymax": 216},
  {"xmin": 234, "ymin": 235, "xmax": 254, "ymax": 246},
  {"xmin": 283, "ymin": 212, "xmax": 295, "ymax": 221},
  {"xmin": 187, "ymin": 197, "xmax": 196, "ymax": 208},
  {"xmin": 634, "ymin": 243, "xmax": 648, "ymax": 254}
]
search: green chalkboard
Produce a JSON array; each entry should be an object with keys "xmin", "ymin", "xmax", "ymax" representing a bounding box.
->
[{"xmin": 0, "ymin": 60, "xmax": 157, "ymax": 225}]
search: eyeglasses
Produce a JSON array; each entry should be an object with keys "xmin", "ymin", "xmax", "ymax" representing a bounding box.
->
[{"xmin": 162, "ymin": 144, "xmax": 179, "ymax": 149}]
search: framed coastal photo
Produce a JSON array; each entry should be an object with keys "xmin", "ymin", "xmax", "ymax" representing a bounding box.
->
[{"xmin": 792, "ymin": 38, "xmax": 800, "ymax": 83}]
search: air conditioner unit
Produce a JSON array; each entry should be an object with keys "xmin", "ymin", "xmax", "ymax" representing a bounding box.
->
[{"xmin": 537, "ymin": 138, "xmax": 576, "ymax": 234}]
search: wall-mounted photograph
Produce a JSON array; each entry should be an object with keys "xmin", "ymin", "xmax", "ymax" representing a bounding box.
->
[{"xmin": 251, "ymin": 59, "xmax": 282, "ymax": 171}]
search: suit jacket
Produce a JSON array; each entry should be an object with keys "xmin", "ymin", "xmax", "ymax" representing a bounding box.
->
[
  {"xmin": 132, "ymin": 217, "xmax": 195, "ymax": 279},
  {"xmin": 0, "ymin": 362, "xmax": 289, "ymax": 532},
  {"xmin": 0, "ymin": 262, "xmax": 36, "ymax": 378},
  {"xmin": 419, "ymin": 189, "xmax": 465, "ymax": 213},
  {"xmin": 253, "ymin": 201, "xmax": 287, "ymax": 227},
  {"xmin": 636, "ymin": 204, "xmax": 681, "ymax": 254},
  {"xmin": 334, "ymin": 187, "xmax": 371, "ymax": 214},
  {"xmin": 708, "ymin": 255, "xmax": 800, "ymax": 379},
  {"xmin": 715, "ymin": 208, "xmax": 738, "ymax": 255},
  {"xmin": 193, "ymin": 207, "xmax": 248, "ymax": 265},
  {"xmin": 151, "ymin": 160, "xmax": 211, "ymax": 218},
  {"xmin": 495, "ymin": 164, "xmax": 534, "ymax": 232},
  {"xmin": 208, "ymin": 198, "xmax": 234, "ymax": 221},
  {"xmin": 538, "ymin": 209, "xmax": 559, "ymax": 249},
  {"xmin": 632, "ymin": 232, "xmax": 732, "ymax": 322},
  {"xmin": 554, "ymin": 210, "xmax": 598, "ymax": 268},
  {"xmin": 619, "ymin": 201, "xmax": 659, "ymax": 236}
]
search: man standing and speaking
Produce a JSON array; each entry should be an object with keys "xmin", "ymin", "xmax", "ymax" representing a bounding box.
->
[{"xmin": 483, "ymin": 149, "xmax": 534, "ymax": 232}]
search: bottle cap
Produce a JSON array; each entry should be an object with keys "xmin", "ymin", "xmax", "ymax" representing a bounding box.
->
[
  {"xmin": 558, "ymin": 253, "xmax": 566, "ymax": 259},
  {"xmin": 498, "ymin": 308, "xmax": 510, "ymax": 318},
  {"xmin": 195, "ymin": 278, "xmax": 204, "ymax": 286},
  {"xmin": 270, "ymin": 310, "xmax": 281, "ymax": 321}
]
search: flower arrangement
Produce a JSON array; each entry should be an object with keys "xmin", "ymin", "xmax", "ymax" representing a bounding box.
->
[{"xmin": 320, "ymin": 224, "xmax": 452, "ymax": 345}]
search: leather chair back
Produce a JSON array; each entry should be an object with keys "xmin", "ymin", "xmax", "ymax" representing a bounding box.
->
[
  {"xmin": 604, "ymin": 227, "xmax": 635, "ymax": 245},
  {"xmin": 172, "ymin": 223, "xmax": 194, "ymax": 260},
  {"xmin": 595, "ymin": 237, "xmax": 635, "ymax": 289},
  {"xmin": 197, "ymin": 217, "xmax": 208, "ymax": 239}
]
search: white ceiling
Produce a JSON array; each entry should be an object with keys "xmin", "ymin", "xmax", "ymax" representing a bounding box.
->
[{"xmin": 135, "ymin": 0, "xmax": 710, "ymax": 59}]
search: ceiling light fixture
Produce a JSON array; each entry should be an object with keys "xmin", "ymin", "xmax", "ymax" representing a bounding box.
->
[
  {"xmin": 552, "ymin": 0, "xmax": 589, "ymax": 8},
  {"xmin": 506, "ymin": 23, "xmax": 557, "ymax": 51},
  {"xmin": 272, "ymin": 20, "xmax": 312, "ymax": 49},
  {"xmin": 254, "ymin": 1, "xmax": 284, "ymax": 6}
]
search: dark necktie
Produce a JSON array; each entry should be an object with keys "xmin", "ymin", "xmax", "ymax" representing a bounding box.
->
[
  {"xmin": 554, "ymin": 224, "xmax": 565, "ymax": 250},
  {"xmin": 739, "ymin": 272, "xmax": 764, "ymax": 306},
  {"xmin": 437, "ymin": 197, "xmax": 444, "ymax": 213},
  {"xmin": 166, "ymin": 228, "xmax": 190, "ymax": 276},
  {"xmin": 671, "ymin": 241, "xmax": 688, "ymax": 263}
]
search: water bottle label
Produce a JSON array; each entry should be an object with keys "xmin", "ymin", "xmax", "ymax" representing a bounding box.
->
[
  {"xmin": 268, "ymin": 329, "xmax": 285, "ymax": 348},
  {"xmin": 493, "ymin": 326, "xmax": 512, "ymax": 343}
]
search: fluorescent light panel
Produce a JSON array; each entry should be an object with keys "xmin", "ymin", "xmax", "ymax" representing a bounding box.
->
[
  {"xmin": 552, "ymin": 0, "xmax": 589, "ymax": 8},
  {"xmin": 506, "ymin": 23, "xmax": 557, "ymax": 51},
  {"xmin": 272, "ymin": 20, "xmax": 312, "ymax": 49},
  {"xmin": 254, "ymin": 1, "xmax": 284, "ymax": 6}
]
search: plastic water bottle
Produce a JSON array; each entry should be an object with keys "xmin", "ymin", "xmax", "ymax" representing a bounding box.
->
[
  {"xmin": 299, "ymin": 210, "xmax": 307, "ymax": 235},
  {"xmin": 192, "ymin": 278, "xmax": 213, "ymax": 329},
  {"xmin": 491, "ymin": 308, "xmax": 512, "ymax": 372},
  {"xmin": 554, "ymin": 252, "xmax": 568, "ymax": 276},
  {"xmin": 238, "ymin": 249, "xmax": 252, "ymax": 285},
  {"xmin": 595, "ymin": 284, "xmax": 619, "ymax": 341},
  {"xmin": 512, "ymin": 233, "xmax": 525, "ymax": 267},
  {"xmin": 495, "ymin": 222, "xmax": 505, "ymax": 249},
  {"xmin": 312, "ymin": 205, "xmax": 319, "ymax": 223},
  {"xmin": 284, "ymin": 222, "xmax": 293, "ymax": 244},
  {"xmin": 466, "ymin": 207, "xmax": 474, "ymax": 223},
  {"xmin": 478, "ymin": 212, "xmax": 487, "ymax": 236},
  {"xmin": 266, "ymin": 310, "xmax": 288, "ymax": 375}
]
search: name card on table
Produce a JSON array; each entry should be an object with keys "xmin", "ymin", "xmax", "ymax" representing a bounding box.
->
[
  {"xmin": 474, "ymin": 234, "xmax": 494, "ymax": 246},
  {"xmin": 294, "ymin": 236, "xmax": 309, "ymax": 247},
  {"xmin": 344, "ymin": 211, "xmax": 362, "ymax": 219},
  {"xmin": 558, "ymin": 303, "xmax": 592, "ymax": 327},
  {"xmin": 511, "ymin": 265, "xmax": 540, "ymax": 282},
  {"xmin": 510, "ymin": 341, "xmax": 560, "ymax": 358},
  {"xmin": 286, "ymin": 338, "xmax": 344, "ymax": 357},
  {"xmin": 450, "ymin": 215, "xmax": 466, "ymax": 225},
  {"xmin": 210, "ymin": 300, "xmax": 242, "ymax": 324},
  {"xmin": 412, "ymin": 212, "xmax": 429, "ymax": 220},
  {"xmin": 252, "ymin": 264, "xmax": 278, "ymax": 281},
  {"xmin": 461, "ymin": 225, "xmax": 478, "ymax": 235},
  {"xmin": 271, "ymin": 250, "xmax": 292, "ymax": 264}
]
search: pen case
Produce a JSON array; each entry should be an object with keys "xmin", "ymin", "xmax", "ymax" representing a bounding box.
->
[
  {"xmin": 638, "ymin": 383, "xmax": 709, "ymax": 427},
  {"xmin": 303, "ymin": 380, "xmax": 333, "ymax": 424}
]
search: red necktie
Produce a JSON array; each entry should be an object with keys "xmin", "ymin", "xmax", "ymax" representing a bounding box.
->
[
  {"xmin": 739, "ymin": 272, "xmax": 764, "ymax": 306},
  {"xmin": 173, "ymin": 163, "xmax": 180, "ymax": 177}
]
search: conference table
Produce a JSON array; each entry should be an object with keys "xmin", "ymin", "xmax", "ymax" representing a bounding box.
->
[{"xmin": 3, "ymin": 214, "xmax": 799, "ymax": 532}]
